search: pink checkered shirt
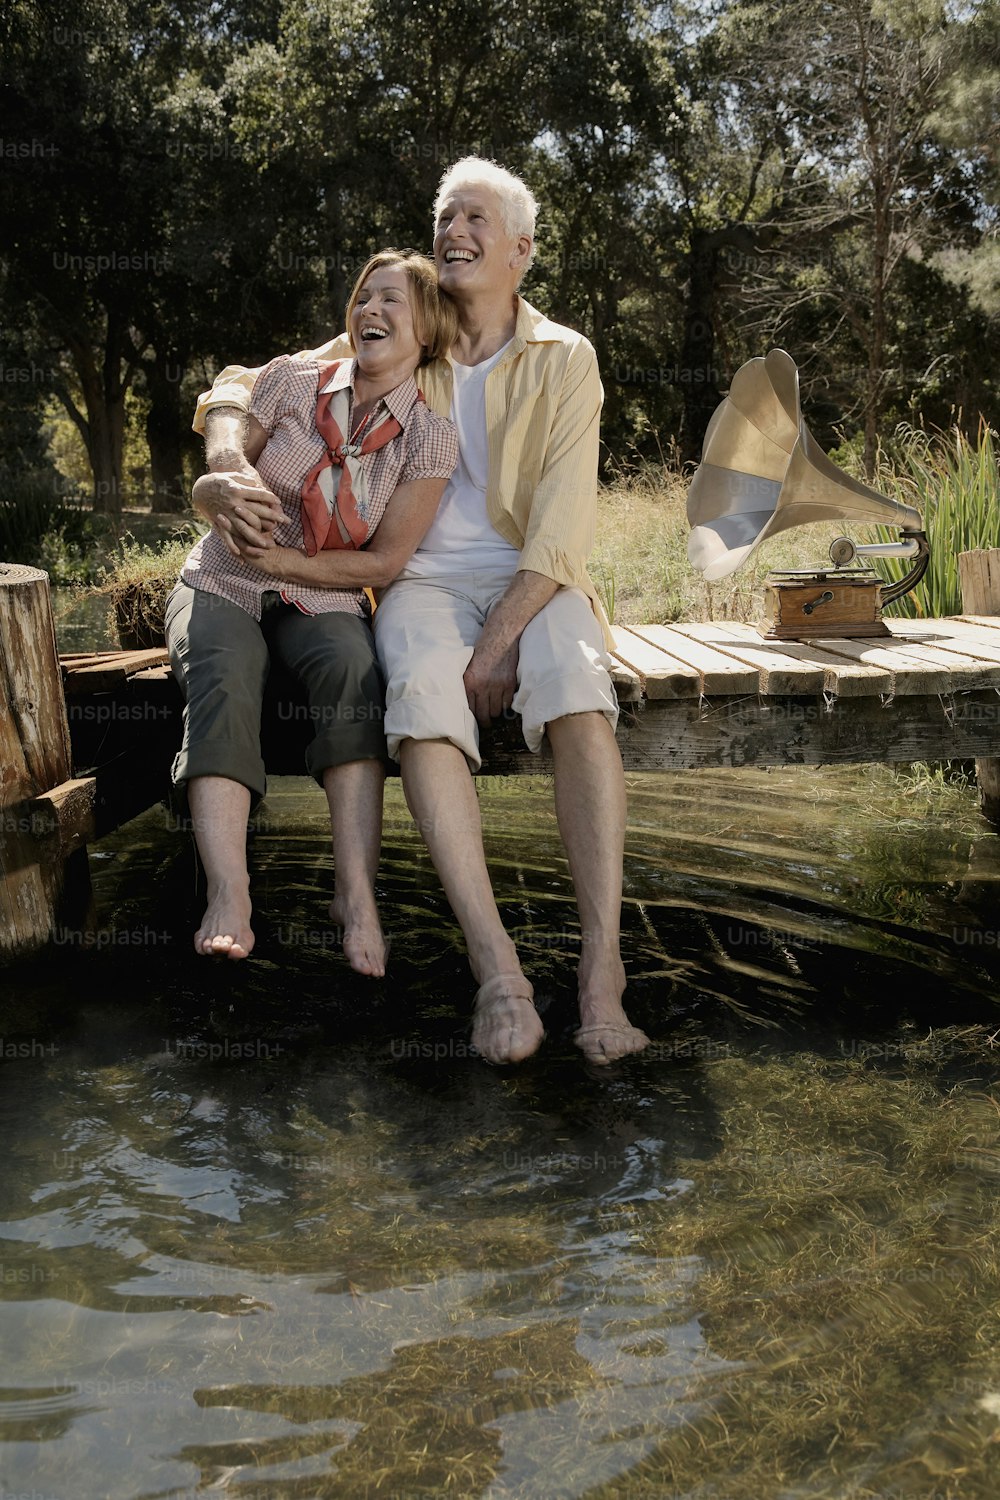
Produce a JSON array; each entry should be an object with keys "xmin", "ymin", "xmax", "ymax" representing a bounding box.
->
[{"xmin": 181, "ymin": 355, "xmax": 458, "ymax": 618}]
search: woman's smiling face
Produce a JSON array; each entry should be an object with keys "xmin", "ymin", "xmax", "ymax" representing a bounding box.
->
[{"xmin": 349, "ymin": 266, "xmax": 424, "ymax": 383}]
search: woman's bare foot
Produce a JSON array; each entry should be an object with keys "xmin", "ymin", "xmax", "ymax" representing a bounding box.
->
[
  {"xmin": 472, "ymin": 974, "xmax": 544, "ymax": 1064},
  {"xmin": 195, "ymin": 881, "xmax": 254, "ymax": 960},
  {"xmin": 329, "ymin": 895, "xmax": 388, "ymax": 977}
]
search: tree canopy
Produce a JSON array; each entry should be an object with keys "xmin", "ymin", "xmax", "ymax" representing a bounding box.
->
[{"xmin": 1, "ymin": 0, "xmax": 997, "ymax": 510}]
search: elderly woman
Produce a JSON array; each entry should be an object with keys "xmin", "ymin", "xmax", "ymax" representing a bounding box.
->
[{"xmin": 166, "ymin": 250, "xmax": 458, "ymax": 974}]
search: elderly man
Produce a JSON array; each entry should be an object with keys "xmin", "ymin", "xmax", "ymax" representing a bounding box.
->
[{"xmin": 191, "ymin": 157, "xmax": 650, "ymax": 1067}]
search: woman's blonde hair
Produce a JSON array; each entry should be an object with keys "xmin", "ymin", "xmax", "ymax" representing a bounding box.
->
[{"xmin": 345, "ymin": 249, "xmax": 457, "ymax": 364}]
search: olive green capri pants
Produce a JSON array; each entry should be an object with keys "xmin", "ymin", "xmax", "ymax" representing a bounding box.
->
[{"xmin": 165, "ymin": 582, "xmax": 387, "ymax": 808}]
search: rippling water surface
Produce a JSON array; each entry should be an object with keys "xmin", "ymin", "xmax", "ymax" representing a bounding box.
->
[{"xmin": 4, "ymin": 593, "xmax": 1000, "ymax": 1498}]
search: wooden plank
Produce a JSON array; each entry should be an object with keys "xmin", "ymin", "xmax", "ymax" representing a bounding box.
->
[
  {"xmin": 607, "ymin": 660, "xmax": 642, "ymax": 703},
  {"xmin": 62, "ymin": 648, "xmax": 169, "ymax": 692},
  {"xmin": 626, "ymin": 624, "xmax": 759, "ymax": 696},
  {"xmin": 960, "ymin": 549, "xmax": 1000, "ymax": 617},
  {"xmin": 670, "ymin": 622, "xmax": 826, "ymax": 695},
  {"xmin": 859, "ymin": 638, "xmax": 1000, "ymax": 691},
  {"xmin": 475, "ymin": 691, "xmax": 1000, "ymax": 773},
  {"xmin": 959, "ymin": 553, "xmax": 1000, "ymax": 826},
  {"xmin": 956, "ymin": 614, "xmax": 1000, "ymax": 635},
  {"xmin": 611, "ymin": 627, "xmax": 700, "ymax": 699},
  {"xmin": 802, "ymin": 636, "xmax": 954, "ymax": 695},
  {"xmin": 30, "ymin": 777, "xmax": 97, "ymax": 856},
  {"xmin": 713, "ymin": 620, "xmax": 893, "ymax": 697},
  {"xmin": 886, "ymin": 619, "xmax": 1000, "ymax": 666}
]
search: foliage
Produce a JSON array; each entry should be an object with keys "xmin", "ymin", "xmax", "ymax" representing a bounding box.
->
[
  {"xmin": 869, "ymin": 421, "xmax": 1000, "ymax": 617},
  {"xmin": 2, "ymin": 0, "xmax": 1000, "ymax": 502},
  {"xmin": 96, "ymin": 529, "xmax": 201, "ymax": 645},
  {"xmin": 0, "ymin": 474, "xmax": 101, "ymax": 583}
]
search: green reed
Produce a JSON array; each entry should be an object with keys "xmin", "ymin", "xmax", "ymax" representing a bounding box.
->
[{"xmin": 870, "ymin": 420, "xmax": 1000, "ymax": 618}]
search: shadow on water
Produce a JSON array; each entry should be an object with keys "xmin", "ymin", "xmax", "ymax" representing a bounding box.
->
[{"xmin": 3, "ymin": 761, "xmax": 1000, "ymax": 1498}]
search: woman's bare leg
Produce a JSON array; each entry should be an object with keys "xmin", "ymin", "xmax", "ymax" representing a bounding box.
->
[
  {"xmin": 324, "ymin": 759, "xmax": 388, "ymax": 977},
  {"xmin": 188, "ymin": 775, "xmax": 255, "ymax": 959}
]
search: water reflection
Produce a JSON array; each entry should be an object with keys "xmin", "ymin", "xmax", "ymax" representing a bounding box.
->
[
  {"xmin": 2, "ymin": 766, "xmax": 1000, "ymax": 1498},
  {"xmin": 49, "ymin": 586, "xmax": 116, "ymax": 652}
]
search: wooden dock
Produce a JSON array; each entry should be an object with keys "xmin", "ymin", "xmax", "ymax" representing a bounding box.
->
[
  {"xmin": 56, "ymin": 614, "xmax": 1000, "ymax": 805},
  {"xmin": 5, "ymin": 541, "xmax": 1000, "ymax": 958}
]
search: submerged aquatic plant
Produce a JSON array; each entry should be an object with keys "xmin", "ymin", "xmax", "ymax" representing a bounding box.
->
[{"xmin": 616, "ymin": 1046, "xmax": 1000, "ymax": 1500}]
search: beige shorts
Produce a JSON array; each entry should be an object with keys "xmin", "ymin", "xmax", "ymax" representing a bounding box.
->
[{"xmin": 373, "ymin": 568, "xmax": 619, "ymax": 769}]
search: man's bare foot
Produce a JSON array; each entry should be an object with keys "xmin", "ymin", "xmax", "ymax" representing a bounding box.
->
[
  {"xmin": 329, "ymin": 896, "xmax": 388, "ymax": 978},
  {"xmin": 472, "ymin": 974, "xmax": 544, "ymax": 1064},
  {"xmin": 195, "ymin": 882, "xmax": 254, "ymax": 960},
  {"xmin": 575, "ymin": 956, "xmax": 650, "ymax": 1064},
  {"xmin": 574, "ymin": 1021, "xmax": 650, "ymax": 1066}
]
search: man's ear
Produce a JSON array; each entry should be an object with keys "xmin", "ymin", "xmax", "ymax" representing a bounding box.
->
[{"xmin": 510, "ymin": 234, "xmax": 533, "ymax": 272}]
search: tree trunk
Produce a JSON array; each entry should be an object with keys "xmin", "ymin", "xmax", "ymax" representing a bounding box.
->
[
  {"xmin": 864, "ymin": 179, "xmax": 890, "ymax": 480},
  {"xmin": 71, "ymin": 349, "xmax": 127, "ymax": 516},
  {"xmin": 145, "ymin": 356, "xmax": 189, "ymax": 513},
  {"xmin": 87, "ymin": 398, "xmax": 125, "ymax": 513},
  {"xmin": 679, "ymin": 228, "xmax": 729, "ymax": 464}
]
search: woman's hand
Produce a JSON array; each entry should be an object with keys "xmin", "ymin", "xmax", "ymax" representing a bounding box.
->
[{"xmin": 234, "ymin": 534, "xmax": 303, "ymax": 580}]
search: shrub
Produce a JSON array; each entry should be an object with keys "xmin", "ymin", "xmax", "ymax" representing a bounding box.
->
[{"xmin": 97, "ymin": 530, "xmax": 200, "ymax": 647}]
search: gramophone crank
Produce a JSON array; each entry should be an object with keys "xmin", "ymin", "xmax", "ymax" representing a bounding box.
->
[{"xmin": 686, "ymin": 349, "xmax": 929, "ymax": 640}]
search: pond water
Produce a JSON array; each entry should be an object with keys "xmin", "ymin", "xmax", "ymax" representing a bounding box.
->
[{"xmin": 3, "ymin": 598, "xmax": 1000, "ymax": 1499}]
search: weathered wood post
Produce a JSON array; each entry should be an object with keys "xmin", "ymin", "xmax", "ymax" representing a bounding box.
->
[
  {"xmin": 0, "ymin": 563, "xmax": 94, "ymax": 957},
  {"xmin": 959, "ymin": 548, "xmax": 1000, "ymax": 825}
]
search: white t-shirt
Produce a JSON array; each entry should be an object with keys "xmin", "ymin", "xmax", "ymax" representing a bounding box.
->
[{"xmin": 400, "ymin": 341, "xmax": 521, "ymax": 579}]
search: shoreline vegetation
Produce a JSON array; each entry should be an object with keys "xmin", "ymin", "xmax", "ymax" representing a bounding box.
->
[
  {"xmin": 593, "ymin": 421, "xmax": 1000, "ymax": 628},
  {"xmin": 17, "ymin": 419, "xmax": 990, "ymax": 817}
]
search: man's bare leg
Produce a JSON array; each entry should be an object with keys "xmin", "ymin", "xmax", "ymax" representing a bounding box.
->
[
  {"xmin": 324, "ymin": 759, "xmax": 388, "ymax": 978},
  {"xmin": 188, "ymin": 776, "xmax": 255, "ymax": 959},
  {"xmin": 547, "ymin": 713, "xmax": 650, "ymax": 1064},
  {"xmin": 398, "ymin": 738, "xmax": 543, "ymax": 1063}
]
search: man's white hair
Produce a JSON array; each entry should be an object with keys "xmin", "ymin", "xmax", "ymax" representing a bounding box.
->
[{"xmin": 433, "ymin": 157, "xmax": 538, "ymax": 268}]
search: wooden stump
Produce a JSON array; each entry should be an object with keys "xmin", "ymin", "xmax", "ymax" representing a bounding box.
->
[
  {"xmin": 0, "ymin": 563, "xmax": 92, "ymax": 957},
  {"xmin": 959, "ymin": 548, "xmax": 1000, "ymax": 825}
]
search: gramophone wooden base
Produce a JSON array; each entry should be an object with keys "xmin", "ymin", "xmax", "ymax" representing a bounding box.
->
[{"xmin": 756, "ymin": 575, "xmax": 889, "ymax": 640}]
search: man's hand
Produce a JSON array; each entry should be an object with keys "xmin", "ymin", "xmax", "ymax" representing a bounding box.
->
[
  {"xmin": 196, "ymin": 406, "xmax": 288, "ymax": 558},
  {"xmin": 192, "ymin": 469, "xmax": 288, "ymax": 560},
  {"xmin": 461, "ymin": 570, "xmax": 560, "ymax": 725},
  {"xmin": 463, "ymin": 638, "xmax": 521, "ymax": 726}
]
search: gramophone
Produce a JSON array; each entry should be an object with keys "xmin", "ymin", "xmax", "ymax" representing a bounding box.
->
[{"xmin": 686, "ymin": 349, "xmax": 929, "ymax": 639}]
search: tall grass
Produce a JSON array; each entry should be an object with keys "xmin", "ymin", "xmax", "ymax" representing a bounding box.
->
[
  {"xmin": 594, "ymin": 469, "xmax": 849, "ymax": 627},
  {"xmin": 870, "ymin": 420, "xmax": 1000, "ymax": 618},
  {"xmin": 595, "ymin": 423, "xmax": 1000, "ymax": 626}
]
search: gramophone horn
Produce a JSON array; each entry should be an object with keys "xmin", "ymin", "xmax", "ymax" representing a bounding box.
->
[{"xmin": 687, "ymin": 349, "xmax": 922, "ymax": 582}]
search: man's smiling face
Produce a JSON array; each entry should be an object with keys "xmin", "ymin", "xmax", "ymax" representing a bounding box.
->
[{"xmin": 433, "ymin": 184, "xmax": 531, "ymax": 298}]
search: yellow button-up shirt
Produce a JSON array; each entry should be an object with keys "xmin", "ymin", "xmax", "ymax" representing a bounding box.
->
[{"xmin": 193, "ymin": 297, "xmax": 611, "ymax": 644}]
